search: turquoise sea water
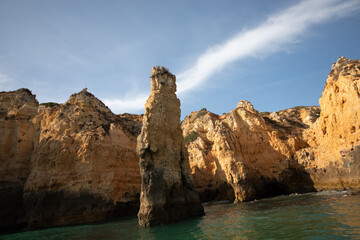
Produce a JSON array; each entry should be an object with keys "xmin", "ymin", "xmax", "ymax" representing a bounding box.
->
[{"xmin": 1, "ymin": 191, "xmax": 360, "ymax": 240}]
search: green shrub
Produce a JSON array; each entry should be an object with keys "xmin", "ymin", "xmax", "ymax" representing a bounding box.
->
[
  {"xmin": 195, "ymin": 111, "xmax": 207, "ymax": 119},
  {"xmin": 40, "ymin": 102, "xmax": 59, "ymax": 107},
  {"xmin": 200, "ymin": 108, "xmax": 207, "ymax": 111},
  {"xmin": 16, "ymin": 88, "xmax": 32, "ymax": 95},
  {"xmin": 293, "ymin": 106, "xmax": 307, "ymax": 110},
  {"xmin": 260, "ymin": 111, "xmax": 270, "ymax": 116},
  {"xmin": 184, "ymin": 131, "xmax": 198, "ymax": 144}
]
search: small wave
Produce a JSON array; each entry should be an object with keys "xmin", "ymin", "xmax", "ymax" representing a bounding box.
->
[{"xmin": 314, "ymin": 190, "xmax": 349, "ymax": 196}]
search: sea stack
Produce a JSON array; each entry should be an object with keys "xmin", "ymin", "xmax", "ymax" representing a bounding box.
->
[{"xmin": 137, "ymin": 66, "xmax": 204, "ymax": 226}]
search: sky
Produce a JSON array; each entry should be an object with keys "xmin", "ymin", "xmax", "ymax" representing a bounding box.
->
[{"xmin": 1, "ymin": 0, "xmax": 360, "ymax": 119}]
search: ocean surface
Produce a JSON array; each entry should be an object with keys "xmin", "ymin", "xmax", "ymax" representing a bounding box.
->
[{"xmin": 1, "ymin": 191, "xmax": 360, "ymax": 240}]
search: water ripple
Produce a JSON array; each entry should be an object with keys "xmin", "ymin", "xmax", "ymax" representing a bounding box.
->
[{"xmin": 1, "ymin": 191, "xmax": 360, "ymax": 240}]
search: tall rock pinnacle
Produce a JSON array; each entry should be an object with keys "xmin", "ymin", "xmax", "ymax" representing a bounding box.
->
[{"xmin": 136, "ymin": 66, "xmax": 204, "ymax": 226}]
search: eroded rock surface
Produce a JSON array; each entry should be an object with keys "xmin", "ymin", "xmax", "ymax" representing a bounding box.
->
[
  {"xmin": 182, "ymin": 57, "xmax": 360, "ymax": 203},
  {"xmin": 0, "ymin": 88, "xmax": 142, "ymax": 231},
  {"xmin": 0, "ymin": 89, "xmax": 38, "ymax": 231},
  {"xmin": 137, "ymin": 67, "xmax": 204, "ymax": 226},
  {"xmin": 182, "ymin": 103, "xmax": 319, "ymax": 202},
  {"xmin": 23, "ymin": 89, "xmax": 141, "ymax": 229},
  {"xmin": 296, "ymin": 57, "xmax": 360, "ymax": 190},
  {"xmin": 1, "ymin": 57, "xmax": 359, "ymax": 232}
]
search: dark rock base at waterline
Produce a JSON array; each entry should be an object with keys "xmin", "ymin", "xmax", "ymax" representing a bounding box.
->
[{"xmin": 0, "ymin": 190, "xmax": 139, "ymax": 232}]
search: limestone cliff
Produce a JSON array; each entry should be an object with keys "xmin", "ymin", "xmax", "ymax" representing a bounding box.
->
[
  {"xmin": 295, "ymin": 57, "xmax": 360, "ymax": 190},
  {"xmin": 0, "ymin": 88, "xmax": 142, "ymax": 231},
  {"xmin": 182, "ymin": 56, "xmax": 360, "ymax": 203},
  {"xmin": 137, "ymin": 66, "xmax": 204, "ymax": 226},
  {"xmin": 1, "ymin": 56, "xmax": 359, "ymax": 232},
  {"xmin": 182, "ymin": 103, "xmax": 319, "ymax": 202},
  {"xmin": 23, "ymin": 89, "xmax": 141, "ymax": 229},
  {"xmin": 0, "ymin": 89, "xmax": 38, "ymax": 231}
]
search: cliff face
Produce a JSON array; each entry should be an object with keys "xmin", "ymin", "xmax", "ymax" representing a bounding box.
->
[
  {"xmin": 23, "ymin": 89, "xmax": 141, "ymax": 229},
  {"xmin": 295, "ymin": 57, "xmax": 360, "ymax": 190},
  {"xmin": 137, "ymin": 67, "xmax": 204, "ymax": 226},
  {"xmin": 0, "ymin": 89, "xmax": 38, "ymax": 231},
  {"xmin": 182, "ymin": 56, "xmax": 360, "ymax": 203},
  {"xmin": 0, "ymin": 88, "xmax": 142, "ymax": 231},
  {"xmin": 1, "ymin": 57, "xmax": 359, "ymax": 232},
  {"xmin": 182, "ymin": 103, "xmax": 319, "ymax": 202}
]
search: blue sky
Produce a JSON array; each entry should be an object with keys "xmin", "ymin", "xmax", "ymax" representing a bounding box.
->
[{"xmin": 1, "ymin": 0, "xmax": 360, "ymax": 118}]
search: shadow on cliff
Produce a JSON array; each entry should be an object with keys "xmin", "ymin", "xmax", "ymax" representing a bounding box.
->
[
  {"xmin": 21, "ymin": 136, "xmax": 141, "ymax": 231},
  {"xmin": 191, "ymin": 152, "xmax": 235, "ymax": 203},
  {"xmin": 298, "ymin": 145, "xmax": 360, "ymax": 191},
  {"xmin": 246, "ymin": 122, "xmax": 316, "ymax": 200},
  {"xmin": 0, "ymin": 181, "xmax": 28, "ymax": 233},
  {"xmin": 212, "ymin": 112, "xmax": 316, "ymax": 203},
  {"xmin": 23, "ymin": 189, "xmax": 139, "ymax": 230},
  {"xmin": 267, "ymin": 159, "xmax": 316, "ymax": 197}
]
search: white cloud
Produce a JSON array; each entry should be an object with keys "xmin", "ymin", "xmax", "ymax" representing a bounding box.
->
[
  {"xmin": 106, "ymin": 0, "xmax": 360, "ymax": 113},
  {"xmin": 176, "ymin": 0, "xmax": 360, "ymax": 94},
  {"xmin": 103, "ymin": 93, "xmax": 148, "ymax": 113}
]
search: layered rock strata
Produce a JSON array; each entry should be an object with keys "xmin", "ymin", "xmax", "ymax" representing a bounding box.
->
[
  {"xmin": 296, "ymin": 57, "xmax": 360, "ymax": 190},
  {"xmin": 0, "ymin": 88, "xmax": 142, "ymax": 231},
  {"xmin": 24, "ymin": 89, "xmax": 142, "ymax": 229},
  {"xmin": 0, "ymin": 56, "xmax": 359, "ymax": 232},
  {"xmin": 0, "ymin": 89, "xmax": 38, "ymax": 231},
  {"xmin": 182, "ymin": 104, "xmax": 319, "ymax": 202},
  {"xmin": 182, "ymin": 56, "xmax": 360, "ymax": 203},
  {"xmin": 137, "ymin": 66, "xmax": 204, "ymax": 226}
]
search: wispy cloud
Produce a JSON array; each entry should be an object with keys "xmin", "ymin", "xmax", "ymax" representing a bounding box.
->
[
  {"xmin": 106, "ymin": 0, "xmax": 360, "ymax": 113},
  {"xmin": 177, "ymin": 0, "xmax": 360, "ymax": 93},
  {"xmin": 103, "ymin": 94, "xmax": 148, "ymax": 113}
]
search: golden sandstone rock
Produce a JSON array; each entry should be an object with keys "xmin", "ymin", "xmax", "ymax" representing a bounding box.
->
[
  {"xmin": 0, "ymin": 88, "xmax": 141, "ymax": 230},
  {"xmin": 137, "ymin": 66, "xmax": 204, "ymax": 226},
  {"xmin": 296, "ymin": 57, "xmax": 360, "ymax": 190},
  {"xmin": 0, "ymin": 57, "xmax": 359, "ymax": 232},
  {"xmin": 182, "ymin": 103, "xmax": 318, "ymax": 202},
  {"xmin": 24, "ymin": 89, "xmax": 141, "ymax": 229},
  {"xmin": 0, "ymin": 89, "xmax": 38, "ymax": 231},
  {"xmin": 182, "ymin": 57, "xmax": 360, "ymax": 203}
]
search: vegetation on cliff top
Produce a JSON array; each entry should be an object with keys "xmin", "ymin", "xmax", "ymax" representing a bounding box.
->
[
  {"xmin": 293, "ymin": 106, "xmax": 309, "ymax": 110},
  {"xmin": 40, "ymin": 102, "xmax": 60, "ymax": 107},
  {"xmin": 16, "ymin": 88, "xmax": 32, "ymax": 95},
  {"xmin": 195, "ymin": 108, "xmax": 208, "ymax": 120},
  {"xmin": 260, "ymin": 111, "xmax": 270, "ymax": 116}
]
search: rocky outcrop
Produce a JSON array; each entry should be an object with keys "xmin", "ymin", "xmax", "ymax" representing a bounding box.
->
[
  {"xmin": 23, "ymin": 89, "xmax": 141, "ymax": 229},
  {"xmin": 0, "ymin": 89, "xmax": 38, "ymax": 231},
  {"xmin": 0, "ymin": 88, "xmax": 142, "ymax": 231},
  {"xmin": 1, "ymin": 57, "xmax": 359, "ymax": 232},
  {"xmin": 182, "ymin": 56, "xmax": 360, "ymax": 203},
  {"xmin": 182, "ymin": 103, "xmax": 319, "ymax": 203},
  {"xmin": 295, "ymin": 57, "xmax": 360, "ymax": 190},
  {"xmin": 137, "ymin": 66, "xmax": 204, "ymax": 226}
]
